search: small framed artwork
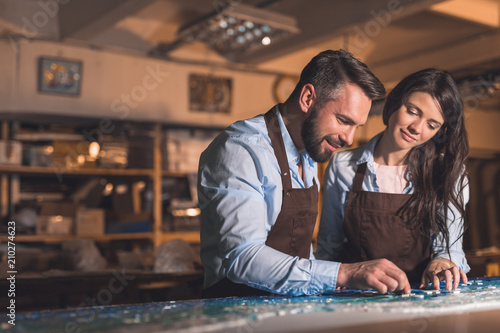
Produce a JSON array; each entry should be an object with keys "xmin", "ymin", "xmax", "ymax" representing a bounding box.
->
[
  {"xmin": 38, "ymin": 57, "xmax": 82, "ymax": 96},
  {"xmin": 189, "ymin": 74, "xmax": 232, "ymax": 113}
]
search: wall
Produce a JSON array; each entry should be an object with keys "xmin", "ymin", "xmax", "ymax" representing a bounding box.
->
[
  {"xmin": 0, "ymin": 39, "xmax": 277, "ymax": 127},
  {"xmin": 1, "ymin": 39, "xmax": 499, "ymax": 153},
  {"xmin": 0, "ymin": 41, "xmax": 16, "ymax": 111},
  {"xmin": 464, "ymin": 110, "xmax": 500, "ymax": 153}
]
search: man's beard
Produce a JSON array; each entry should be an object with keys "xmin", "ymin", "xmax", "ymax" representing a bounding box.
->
[{"xmin": 301, "ymin": 107, "xmax": 344, "ymax": 163}]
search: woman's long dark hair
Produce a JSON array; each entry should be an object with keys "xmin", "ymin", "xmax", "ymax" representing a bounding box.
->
[{"xmin": 382, "ymin": 68, "xmax": 469, "ymax": 257}]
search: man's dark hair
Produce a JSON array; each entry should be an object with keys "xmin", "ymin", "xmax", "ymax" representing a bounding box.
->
[{"xmin": 289, "ymin": 49, "xmax": 385, "ymax": 108}]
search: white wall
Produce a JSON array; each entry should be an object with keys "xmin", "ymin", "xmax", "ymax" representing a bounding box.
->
[
  {"xmin": 0, "ymin": 40, "xmax": 277, "ymax": 126},
  {"xmin": 464, "ymin": 110, "xmax": 500, "ymax": 153},
  {"xmin": 1, "ymin": 39, "xmax": 499, "ymax": 152},
  {"xmin": 0, "ymin": 41, "xmax": 16, "ymax": 111}
]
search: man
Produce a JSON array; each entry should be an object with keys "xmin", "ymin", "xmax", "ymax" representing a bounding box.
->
[{"xmin": 198, "ymin": 50, "xmax": 411, "ymax": 297}]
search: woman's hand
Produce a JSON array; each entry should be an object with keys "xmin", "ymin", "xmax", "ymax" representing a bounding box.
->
[{"xmin": 420, "ymin": 258, "xmax": 468, "ymax": 290}]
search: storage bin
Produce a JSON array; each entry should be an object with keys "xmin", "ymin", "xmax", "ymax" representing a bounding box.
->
[{"xmin": 0, "ymin": 140, "xmax": 22, "ymax": 165}]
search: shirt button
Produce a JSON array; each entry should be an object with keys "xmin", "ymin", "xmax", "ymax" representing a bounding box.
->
[
  {"xmin": 283, "ymin": 172, "xmax": 288, "ymax": 176},
  {"xmin": 286, "ymin": 192, "xmax": 291, "ymax": 196}
]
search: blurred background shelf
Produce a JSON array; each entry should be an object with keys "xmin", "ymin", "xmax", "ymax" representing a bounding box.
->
[
  {"xmin": 0, "ymin": 114, "xmax": 217, "ymax": 285},
  {"xmin": 0, "ymin": 232, "xmax": 154, "ymax": 243},
  {"xmin": 160, "ymin": 231, "xmax": 200, "ymax": 244},
  {"xmin": 0, "ymin": 165, "xmax": 155, "ymax": 177}
]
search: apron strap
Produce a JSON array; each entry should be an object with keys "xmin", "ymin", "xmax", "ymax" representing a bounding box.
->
[
  {"xmin": 264, "ymin": 108, "xmax": 293, "ymax": 190},
  {"xmin": 352, "ymin": 162, "xmax": 367, "ymax": 191}
]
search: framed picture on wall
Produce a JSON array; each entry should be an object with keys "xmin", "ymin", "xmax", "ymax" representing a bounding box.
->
[
  {"xmin": 38, "ymin": 57, "xmax": 82, "ymax": 96},
  {"xmin": 189, "ymin": 74, "xmax": 232, "ymax": 113}
]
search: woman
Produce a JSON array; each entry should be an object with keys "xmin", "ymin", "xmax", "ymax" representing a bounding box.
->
[{"xmin": 317, "ymin": 68, "xmax": 469, "ymax": 291}]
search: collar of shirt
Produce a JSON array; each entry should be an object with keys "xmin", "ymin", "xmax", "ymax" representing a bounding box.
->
[
  {"xmin": 356, "ymin": 131, "xmax": 413, "ymax": 194},
  {"xmin": 357, "ymin": 132, "xmax": 382, "ymax": 171},
  {"xmin": 273, "ymin": 106, "xmax": 317, "ymax": 189}
]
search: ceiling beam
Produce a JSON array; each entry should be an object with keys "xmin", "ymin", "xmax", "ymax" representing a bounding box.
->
[
  {"xmin": 371, "ymin": 30, "xmax": 500, "ymax": 86},
  {"xmin": 60, "ymin": 0, "xmax": 156, "ymax": 40},
  {"xmin": 0, "ymin": 0, "xmax": 59, "ymax": 39},
  {"xmin": 430, "ymin": 0, "xmax": 500, "ymax": 28},
  {"xmin": 233, "ymin": 0, "xmax": 446, "ymax": 63}
]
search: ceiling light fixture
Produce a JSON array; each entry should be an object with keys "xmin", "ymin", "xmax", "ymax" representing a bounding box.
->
[{"xmin": 151, "ymin": 3, "xmax": 300, "ymax": 62}]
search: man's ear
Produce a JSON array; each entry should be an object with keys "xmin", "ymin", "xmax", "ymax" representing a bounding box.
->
[{"xmin": 299, "ymin": 84, "xmax": 315, "ymax": 113}]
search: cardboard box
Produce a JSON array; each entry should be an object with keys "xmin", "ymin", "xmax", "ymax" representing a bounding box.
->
[
  {"xmin": 40, "ymin": 202, "xmax": 76, "ymax": 217},
  {"xmin": 37, "ymin": 215, "xmax": 73, "ymax": 235},
  {"xmin": 75, "ymin": 208, "xmax": 105, "ymax": 236},
  {"xmin": 0, "ymin": 140, "xmax": 22, "ymax": 165},
  {"xmin": 23, "ymin": 145, "xmax": 53, "ymax": 167},
  {"xmin": 36, "ymin": 202, "xmax": 76, "ymax": 235}
]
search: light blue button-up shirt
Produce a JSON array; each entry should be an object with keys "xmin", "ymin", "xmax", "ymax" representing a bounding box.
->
[
  {"xmin": 317, "ymin": 132, "xmax": 470, "ymax": 273},
  {"xmin": 198, "ymin": 106, "xmax": 340, "ymax": 295}
]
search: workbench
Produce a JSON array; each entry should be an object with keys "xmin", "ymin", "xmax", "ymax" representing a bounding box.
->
[
  {"xmin": 0, "ymin": 270, "xmax": 204, "ymax": 312},
  {"xmin": 3, "ymin": 276, "xmax": 500, "ymax": 332}
]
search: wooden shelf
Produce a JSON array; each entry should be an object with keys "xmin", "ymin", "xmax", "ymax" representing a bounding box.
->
[
  {"xmin": 0, "ymin": 164, "xmax": 155, "ymax": 177},
  {"xmin": 162, "ymin": 170, "xmax": 190, "ymax": 178},
  {"xmin": 0, "ymin": 233, "xmax": 154, "ymax": 243},
  {"xmin": 0, "ymin": 165, "xmax": 190, "ymax": 179},
  {"xmin": 0, "ymin": 232, "xmax": 200, "ymax": 244},
  {"xmin": 0, "ymin": 232, "xmax": 200, "ymax": 243},
  {"xmin": 161, "ymin": 231, "xmax": 200, "ymax": 244}
]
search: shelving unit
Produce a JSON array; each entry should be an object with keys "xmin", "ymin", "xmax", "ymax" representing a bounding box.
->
[
  {"xmin": 0, "ymin": 232, "xmax": 154, "ymax": 243},
  {"xmin": 0, "ymin": 114, "xmax": 215, "ymax": 263},
  {"xmin": 0, "ymin": 231, "xmax": 200, "ymax": 243},
  {"xmin": 0, "ymin": 164, "xmax": 155, "ymax": 177}
]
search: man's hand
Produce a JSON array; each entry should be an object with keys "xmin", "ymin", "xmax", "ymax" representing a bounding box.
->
[
  {"xmin": 337, "ymin": 259, "xmax": 411, "ymax": 294},
  {"xmin": 420, "ymin": 258, "xmax": 468, "ymax": 291}
]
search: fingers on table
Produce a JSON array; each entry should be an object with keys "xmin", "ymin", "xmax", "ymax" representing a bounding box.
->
[
  {"xmin": 460, "ymin": 270, "xmax": 468, "ymax": 285},
  {"xmin": 451, "ymin": 266, "xmax": 461, "ymax": 289},
  {"xmin": 443, "ymin": 269, "xmax": 453, "ymax": 290},
  {"xmin": 371, "ymin": 261, "xmax": 410, "ymax": 294},
  {"xmin": 425, "ymin": 266, "xmax": 465, "ymax": 290},
  {"xmin": 420, "ymin": 273, "xmax": 430, "ymax": 289},
  {"xmin": 432, "ymin": 273, "xmax": 441, "ymax": 290}
]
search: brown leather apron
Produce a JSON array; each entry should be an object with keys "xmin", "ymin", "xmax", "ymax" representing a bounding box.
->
[
  {"xmin": 338, "ymin": 162, "xmax": 431, "ymax": 283},
  {"xmin": 202, "ymin": 108, "xmax": 318, "ymax": 298}
]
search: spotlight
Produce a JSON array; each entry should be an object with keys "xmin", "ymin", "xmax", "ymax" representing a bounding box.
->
[{"xmin": 155, "ymin": 4, "xmax": 300, "ymax": 61}]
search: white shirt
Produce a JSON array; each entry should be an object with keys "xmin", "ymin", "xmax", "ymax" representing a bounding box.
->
[{"xmin": 373, "ymin": 162, "xmax": 407, "ymax": 194}]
